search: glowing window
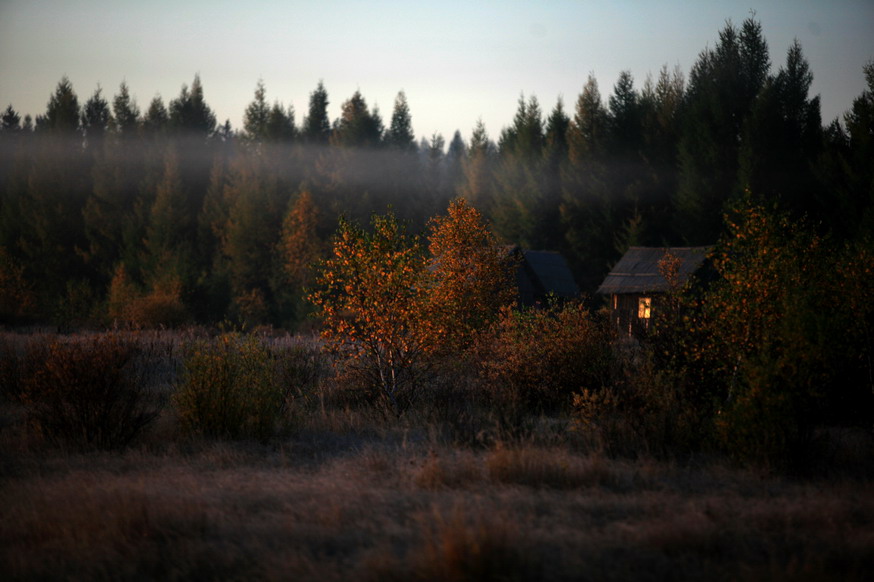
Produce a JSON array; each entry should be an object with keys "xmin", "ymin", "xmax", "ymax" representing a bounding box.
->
[{"xmin": 638, "ymin": 297, "xmax": 652, "ymax": 319}]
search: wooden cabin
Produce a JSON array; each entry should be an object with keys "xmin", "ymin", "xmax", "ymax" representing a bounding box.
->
[{"xmin": 596, "ymin": 246, "xmax": 710, "ymax": 336}]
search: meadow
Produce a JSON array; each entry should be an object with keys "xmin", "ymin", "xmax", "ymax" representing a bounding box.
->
[{"xmin": 1, "ymin": 329, "xmax": 873, "ymax": 581}]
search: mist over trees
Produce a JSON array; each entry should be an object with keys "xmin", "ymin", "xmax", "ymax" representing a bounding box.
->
[{"xmin": 1, "ymin": 16, "xmax": 873, "ymax": 329}]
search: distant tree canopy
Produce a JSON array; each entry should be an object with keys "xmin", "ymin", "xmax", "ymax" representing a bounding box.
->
[{"xmin": 0, "ymin": 17, "xmax": 872, "ymax": 329}]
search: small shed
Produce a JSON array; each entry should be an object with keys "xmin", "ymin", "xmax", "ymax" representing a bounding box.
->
[
  {"xmin": 597, "ymin": 246, "xmax": 710, "ymax": 335},
  {"xmin": 513, "ymin": 247, "xmax": 580, "ymax": 307}
]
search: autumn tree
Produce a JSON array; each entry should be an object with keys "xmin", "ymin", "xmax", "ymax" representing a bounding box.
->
[
  {"xmin": 679, "ymin": 198, "xmax": 873, "ymax": 468},
  {"xmin": 276, "ymin": 189, "xmax": 324, "ymax": 325},
  {"xmin": 426, "ymin": 198, "xmax": 516, "ymax": 352},
  {"xmin": 308, "ymin": 211, "xmax": 430, "ymax": 414}
]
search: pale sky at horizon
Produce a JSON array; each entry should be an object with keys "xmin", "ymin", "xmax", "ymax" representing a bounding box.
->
[{"xmin": 1, "ymin": 0, "xmax": 872, "ymax": 144}]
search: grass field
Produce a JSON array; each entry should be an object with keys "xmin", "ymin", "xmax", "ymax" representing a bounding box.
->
[{"xmin": 1, "ymin": 330, "xmax": 873, "ymax": 581}]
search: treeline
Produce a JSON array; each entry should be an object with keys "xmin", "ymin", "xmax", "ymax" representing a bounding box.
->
[{"xmin": 1, "ymin": 16, "xmax": 872, "ymax": 328}]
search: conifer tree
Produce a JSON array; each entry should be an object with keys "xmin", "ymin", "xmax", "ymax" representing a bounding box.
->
[
  {"xmin": 385, "ymin": 91, "xmax": 416, "ymax": 151},
  {"xmin": 561, "ymin": 75, "xmax": 613, "ymax": 290},
  {"xmin": 739, "ymin": 40, "xmax": 823, "ymax": 219},
  {"xmin": 144, "ymin": 96, "xmax": 169, "ymax": 134},
  {"xmin": 111, "ymin": 82, "xmax": 140, "ymax": 136},
  {"xmin": 266, "ymin": 102, "xmax": 296, "ymax": 143},
  {"xmin": 1, "ymin": 105, "xmax": 21, "ymax": 132},
  {"xmin": 493, "ymin": 94, "xmax": 552, "ymax": 248},
  {"xmin": 843, "ymin": 61, "xmax": 874, "ymax": 235},
  {"xmin": 81, "ymin": 86, "xmax": 111, "ymax": 149},
  {"xmin": 458, "ymin": 119, "xmax": 495, "ymax": 214},
  {"xmin": 675, "ymin": 16, "xmax": 770, "ymax": 244},
  {"xmin": 331, "ymin": 91, "xmax": 382, "ymax": 148},
  {"xmin": 38, "ymin": 76, "xmax": 80, "ymax": 134},
  {"xmin": 302, "ymin": 81, "xmax": 331, "ymax": 145},
  {"xmin": 169, "ymin": 74, "xmax": 216, "ymax": 137},
  {"xmin": 243, "ymin": 80, "xmax": 270, "ymax": 143}
]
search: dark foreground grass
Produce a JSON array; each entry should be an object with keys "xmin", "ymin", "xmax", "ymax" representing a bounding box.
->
[
  {"xmin": 2, "ymin": 434, "xmax": 873, "ymax": 581},
  {"xmin": 1, "ymin": 330, "xmax": 873, "ymax": 580}
]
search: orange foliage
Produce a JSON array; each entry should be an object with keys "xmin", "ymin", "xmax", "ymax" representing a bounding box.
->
[
  {"xmin": 308, "ymin": 211, "xmax": 432, "ymax": 412},
  {"xmin": 309, "ymin": 200, "xmax": 517, "ymax": 412},
  {"xmin": 426, "ymin": 198, "xmax": 516, "ymax": 352}
]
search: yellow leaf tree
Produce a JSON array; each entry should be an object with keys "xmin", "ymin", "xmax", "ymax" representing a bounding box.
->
[
  {"xmin": 308, "ymin": 211, "xmax": 431, "ymax": 413},
  {"xmin": 426, "ymin": 198, "xmax": 516, "ymax": 352}
]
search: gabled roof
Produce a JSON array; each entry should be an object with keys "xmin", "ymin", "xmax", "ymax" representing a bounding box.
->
[
  {"xmin": 596, "ymin": 246, "xmax": 711, "ymax": 295},
  {"xmin": 522, "ymin": 250, "xmax": 580, "ymax": 299}
]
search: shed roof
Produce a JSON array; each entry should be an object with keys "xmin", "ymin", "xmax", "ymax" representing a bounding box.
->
[
  {"xmin": 522, "ymin": 250, "xmax": 580, "ymax": 299},
  {"xmin": 596, "ymin": 246, "xmax": 710, "ymax": 295}
]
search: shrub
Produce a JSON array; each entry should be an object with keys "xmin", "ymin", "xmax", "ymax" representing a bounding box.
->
[
  {"xmin": 572, "ymin": 340, "xmax": 715, "ymax": 458},
  {"xmin": 18, "ymin": 334, "xmax": 163, "ymax": 450},
  {"xmin": 108, "ymin": 265, "xmax": 190, "ymax": 328},
  {"xmin": 474, "ymin": 300, "xmax": 613, "ymax": 415},
  {"xmin": 0, "ymin": 247, "xmax": 36, "ymax": 324},
  {"xmin": 173, "ymin": 333, "xmax": 289, "ymax": 440}
]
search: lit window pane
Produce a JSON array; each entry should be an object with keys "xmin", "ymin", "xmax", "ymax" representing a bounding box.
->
[{"xmin": 638, "ymin": 297, "xmax": 651, "ymax": 319}]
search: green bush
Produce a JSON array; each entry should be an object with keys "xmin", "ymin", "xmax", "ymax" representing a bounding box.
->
[
  {"xmin": 173, "ymin": 333, "xmax": 290, "ymax": 440},
  {"xmin": 18, "ymin": 334, "xmax": 163, "ymax": 450}
]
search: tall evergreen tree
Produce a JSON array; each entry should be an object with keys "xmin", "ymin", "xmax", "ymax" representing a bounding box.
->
[
  {"xmin": 493, "ymin": 94, "xmax": 553, "ymax": 248},
  {"xmin": 607, "ymin": 70, "xmax": 641, "ymax": 155},
  {"xmin": 81, "ymin": 86, "xmax": 111, "ymax": 149},
  {"xmin": 302, "ymin": 81, "xmax": 331, "ymax": 145},
  {"xmin": 331, "ymin": 90, "xmax": 383, "ymax": 148},
  {"xmin": 385, "ymin": 91, "xmax": 416, "ymax": 151},
  {"xmin": 458, "ymin": 119, "xmax": 495, "ymax": 215},
  {"xmin": 111, "ymin": 82, "xmax": 140, "ymax": 136},
  {"xmin": 842, "ymin": 60, "xmax": 874, "ymax": 236},
  {"xmin": 739, "ymin": 40, "xmax": 823, "ymax": 220},
  {"xmin": 674, "ymin": 16, "xmax": 771, "ymax": 244},
  {"xmin": 38, "ymin": 76, "xmax": 80, "ymax": 134},
  {"xmin": 243, "ymin": 80, "xmax": 270, "ymax": 143},
  {"xmin": 144, "ymin": 96, "xmax": 169, "ymax": 134},
  {"xmin": 1, "ymin": 105, "xmax": 22, "ymax": 132},
  {"xmin": 266, "ymin": 102, "xmax": 296, "ymax": 143},
  {"xmin": 561, "ymin": 75, "xmax": 613, "ymax": 290},
  {"xmin": 636, "ymin": 64, "xmax": 685, "ymax": 241},
  {"xmin": 169, "ymin": 74, "xmax": 217, "ymax": 137}
]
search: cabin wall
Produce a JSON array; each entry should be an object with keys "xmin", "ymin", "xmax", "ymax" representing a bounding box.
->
[{"xmin": 609, "ymin": 293, "xmax": 656, "ymax": 336}]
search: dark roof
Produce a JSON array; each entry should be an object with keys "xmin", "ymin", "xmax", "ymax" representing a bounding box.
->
[
  {"xmin": 522, "ymin": 250, "xmax": 580, "ymax": 299},
  {"xmin": 596, "ymin": 246, "xmax": 710, "ymax": 295}
]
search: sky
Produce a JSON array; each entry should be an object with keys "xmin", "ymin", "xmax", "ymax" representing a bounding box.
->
[{"xmin": 1, "ymin": 0, "xmax": 872, "ymax": 144}]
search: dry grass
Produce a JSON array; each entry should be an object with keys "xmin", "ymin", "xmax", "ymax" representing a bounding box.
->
[
  {"xmin": 1, "ymin": 330, "xmax": 873, "ymax": 580},
  {"xmin": 2, "ymin": 434, "xmax": 873, "ymax": 581}
]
